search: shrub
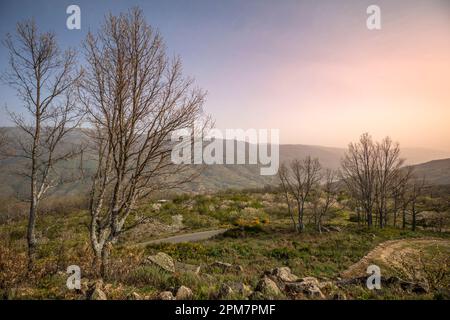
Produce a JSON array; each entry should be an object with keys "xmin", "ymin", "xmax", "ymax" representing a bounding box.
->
[{"xmin": 267, "ymin": 247, "xmax": 298, "ymax": 260}]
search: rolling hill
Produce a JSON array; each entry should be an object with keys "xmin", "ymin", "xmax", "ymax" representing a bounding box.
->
[
  {"xmin": 407, "ymin": 158, "xmax": 450, "ymax": 186},
  {"xmin": 1, "ymin": 127, "xmax": 449, "ymax": 194}
]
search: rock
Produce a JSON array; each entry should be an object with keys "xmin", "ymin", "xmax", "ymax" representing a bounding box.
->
[
  {"xmin": 230, "ymin": 282, "xmax": 253, "ymax": 297},
  {"xmin": 308, "ymin": 286, "xmax": 326, "ymax": 299},
  {"xmin": 256, "ymin": 276, "xmax": 281, "ymax": 296},
  {"xmin": 301, "ymin": 277, "xmax": 320, "ymax": 287},
  {"xmin": 176, "ymin": 262, "xmax": 201, "ymax": 275},
  {"xmin": 145, "ymin": 252, "xmax": 175, "ymax": 273},
  {"xmin": 175, "ymin": 286, "xmax": 193, "ymax": 300},
  {"xmin": 208, "ymin": 261, "xmax": 243, "ymax": 274},
  {"xmin": 86, "ymin": 280, "xmax": 107, "ymax": 300},
  {"xmin": 285, "ymin": 277, "xmax": 325, "ymax": 299},
  {"xmin": 157, "ymin": 291, "xmax": 175, "ymax": 300},
  {"xmin": 387, "ymin": 277, "xmax": 429, "ymax": 293},
  {"xmin": 269, "ymin": 267, "xmax": 299, "ymax": 282},
  {"xmin": 128, "ymin": 292, "xmax": 143, "ymax": 300},
  {"xmin": 336, "ymin": 276, "xmax": 366, "ymax": 286},
  {"xmin": 217, "ymin": 284, "xmax": 234, "ymax": 299},
  {"xmin": 218, "ymin": 282, "xmax": 253, "ymax": 298},
  {"xmin": 318, "ymin": 281, "xmax": 334, "ymax": 290}
]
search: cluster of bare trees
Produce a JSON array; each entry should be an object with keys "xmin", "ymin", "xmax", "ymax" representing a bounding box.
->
[
  {"xmin": 341, "ymin": 133, "xmax": 426, "ymax": 230},
  {"xmin": 279, "ymin": 133, "xmax": 429, "ymax": 233},
  {"xmin": 279, "ymin": 157, "xmax": 338, "ymax": 233},
  {"xmin": 1, "ymin": 8, "xmax": 207, "ymax": 276}
]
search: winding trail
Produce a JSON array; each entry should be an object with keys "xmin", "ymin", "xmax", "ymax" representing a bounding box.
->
[
  {"xmin": 340, "ymin": 237, "xmax": 450, "ymax": 279},
  {"xmin": 137, "ymin": 228, "xmax": 228, "ymax": 246}
]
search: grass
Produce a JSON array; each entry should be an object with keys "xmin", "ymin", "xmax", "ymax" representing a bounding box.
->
[{"xmin": 0, "ymin": 190, "xmax": 449, "ymax": 299}]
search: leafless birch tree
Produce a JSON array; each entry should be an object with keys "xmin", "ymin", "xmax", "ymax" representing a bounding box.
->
[{"xmin": 1, "ymin": 20, "xmax": 82, "ymax": 269}]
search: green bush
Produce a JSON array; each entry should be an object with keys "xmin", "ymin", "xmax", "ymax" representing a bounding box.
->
[{"xmin": 267, "ymin": 247, "xmax": 298, "ymax": 260}]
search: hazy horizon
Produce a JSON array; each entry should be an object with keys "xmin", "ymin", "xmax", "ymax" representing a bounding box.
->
[{"xmin": 1, "ymin": 0, "xmax": 449, "ymax": 151}]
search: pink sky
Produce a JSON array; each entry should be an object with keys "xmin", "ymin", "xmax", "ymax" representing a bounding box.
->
[
  {"xmin": 0, "ymin": 0, "xmax": 448, "ymax": 151},
  {"xmin": 200, "ymin": 1, "xmax": 450, "ymax": 151}
]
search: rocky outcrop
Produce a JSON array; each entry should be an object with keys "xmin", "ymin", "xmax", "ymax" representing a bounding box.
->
[
  {"xmin": 217, "ymin": 282, "xmax": 253, "ymax": 299},
  {"xmin": 255, "ymin": 276, "xmax": 282, "ymax": 296},
  {"xmin": 217, "ymin": 284, "xmax": 234, "ymax": 299},
  {"xmin": 268, "ymin": 267, "xmax": 299, "ymax": 283},
  {"xmin": 252, "ymin": 267, "xmax": 326, "ymax": 299},
  {"xmin": 285, "ymin": 277, "xmax": 325, "ymax": 299},
  {"xmin": 145, "ymin": 252, "xmax": 175, "ymax": 273},
  {"xmin": 175, "ymin": 286, "xmax": 193, "ymax": 300},
  {"xmin": 86, "ymin": 280, "xmax": 107, "ymax": 300},
  {"xmin": 157, "ymin": 291, "xmax": 175, "ymax": 300}
]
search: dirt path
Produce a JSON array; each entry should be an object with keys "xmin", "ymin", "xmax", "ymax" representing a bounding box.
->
[
  {"xmin": 136, "ymin": 228, "xmax": 228, "ymax": 246},
  {"xmin": 340, "ymin": 238, "xmax": 450, "ymax": 279}
]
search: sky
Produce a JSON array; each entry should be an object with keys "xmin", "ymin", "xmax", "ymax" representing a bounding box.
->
[{"xmin": 0, "ymin": 0, "xmax": 449, "ymax": 151}]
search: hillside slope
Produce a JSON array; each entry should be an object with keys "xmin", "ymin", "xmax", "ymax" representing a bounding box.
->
[
  {"xmin": 408, "ymin": 158, "xmax": 450, "ymax": 186},
  {"xmin": 1, "ymin": 127, "xmax": 449, "ymax": 194}
]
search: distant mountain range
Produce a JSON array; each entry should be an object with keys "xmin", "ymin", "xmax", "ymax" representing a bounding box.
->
[
  {"xmin": 1, "ymin": 127, "xmax": 449, "ymax": 195},
  {"xmin": 188, "ymin": 145, "xmax": 450, "ymax": 192}
]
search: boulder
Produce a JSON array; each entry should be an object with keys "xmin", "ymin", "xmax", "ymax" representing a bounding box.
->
[
  {"xmin": 269, "ymin": 267, "xmax": 299, "ymax": 282},
  {"xmin": 230, "ymin": 282, "xmax": 253, "ymax": 297},
  {"xmin": 175, "ymin": 286, "xmax": 193, "ymax": 300},
  {"xmin": 157, "ymin": 291, "xmax": 175, "ymax": 300},
  {"xmin": 86, "ymin": 280, "xmax": 107, "ymax": 300},
  {"xmin": 285, "ymin": 277, "xmax": 325, "ymax": 299},
  {"xmin": 255, "ymin": 276, "xmax": 281, "ymax": 296},
  {"xmin": 217, "ymin": 282, "xmax": 253, "ymax": 299},
  {"xmin": 386, "ymin": 276, "xmax": 429, "ymax": 293},
  {"xmin": 217, "ymin": 284, "xmax": 234, "ymax": 299},
  {"xmin": 145, "ymin": 252, "xmax": 175, "ymax": 273}
]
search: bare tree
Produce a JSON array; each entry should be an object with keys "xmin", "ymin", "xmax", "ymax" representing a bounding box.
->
[
  {"xmin": 1, "ymin": 20, "xmax": 82, "ymax": 269},
  {"xmin": 280, "ymin": 157, "xmax": 321, "ymax": 233},
  {"xmin": 391, "ymin": 167, "xmax": 413, "ymax": 228},
  {"xmin": 409, "ymin": 177, "xmax": 426, "ymax": 231},
  {"xmin": 312, "ymin": 169, "xmax": 338, "ymax": 233},
  {"xmin": 374, "ymin": 137, "xmax": 404, "ymax": 228},
  {"xmin": 341, "ymin": 133, "xmax": 378, "ymax": 227},
  {"xmin": 79, "ymin": 8, "xmax": 207, "ymax": 277},
  {"xmin": 278, "ymin": 163, "xmax": 296, "ymax": 231},
  {"xmin": 0, "ymin": 128, "xmax": 7, "ymax": 156}
]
